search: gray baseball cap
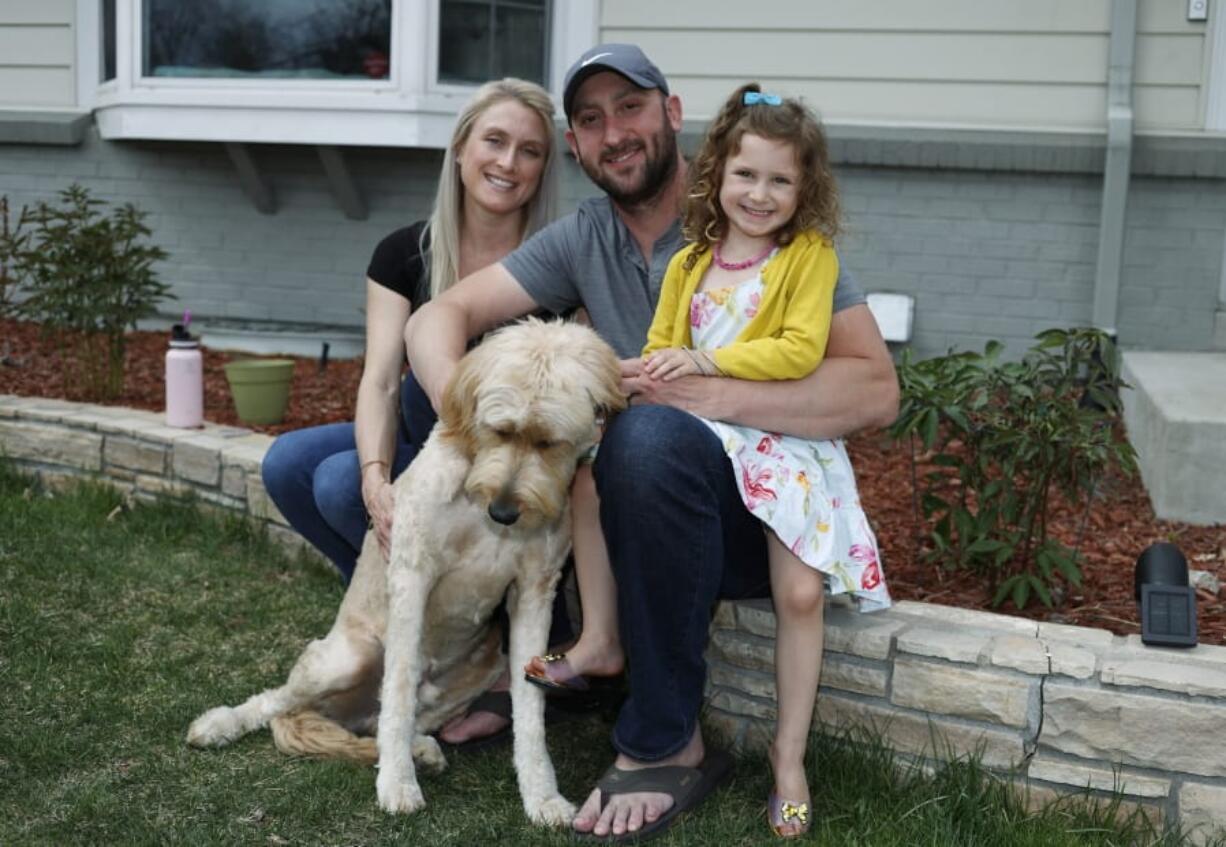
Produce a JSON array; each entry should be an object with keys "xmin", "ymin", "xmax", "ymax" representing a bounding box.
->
[{"xmin": 562, "ymin": 43, "xmax": 669, "ymax": 122}]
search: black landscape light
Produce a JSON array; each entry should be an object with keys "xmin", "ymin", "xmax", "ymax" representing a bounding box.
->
[{"xmin": 1134, "ymin": 542, "xmax": 1198, "ymax": 647}]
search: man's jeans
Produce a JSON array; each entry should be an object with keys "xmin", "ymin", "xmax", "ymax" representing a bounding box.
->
[
  {"xmin": 260, "ymin": 373, "xmax": 435, "ymax": 582},
  {"xmin": 594, "ymin": 404, "xmax": 772, "ymax": 761}
]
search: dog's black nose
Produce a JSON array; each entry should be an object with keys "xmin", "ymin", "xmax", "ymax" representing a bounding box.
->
[{"xmin": 488, "ymin": 501, "xmax": 520, "ymax": 526}]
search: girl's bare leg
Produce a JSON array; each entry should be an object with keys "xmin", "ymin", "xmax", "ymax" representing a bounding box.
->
[
  {"xmin": 767, "ymin": 531, "xmax": 825, "ymax": 834},
  {"xmin": 525, "ymin": 464, "xmax": 623, "ymax": 679}
]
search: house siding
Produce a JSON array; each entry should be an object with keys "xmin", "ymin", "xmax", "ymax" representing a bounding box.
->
[
  {"xmin": 1, "ymin": 127, "xmax": 1220, "ymax": 358},
  {"xmin": 601, "ymin": 0, "xmax": 1211, "ymax": 130},
  {"xmin": 0, "ymin": 0, "xmax": 76, "ymax": 108}
]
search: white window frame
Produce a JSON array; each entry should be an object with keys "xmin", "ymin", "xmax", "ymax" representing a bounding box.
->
[{"xmin": 81, "ymin": 0, "xmax": 597, "ymax": 147}]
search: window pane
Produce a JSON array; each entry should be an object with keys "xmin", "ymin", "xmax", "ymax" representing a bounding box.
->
[
  {"xmin": 102, "ymin": 0, "xmax": 117, "ymax": 81},
  {"xmin": 439, "ymin": 0, "xmax": 549, "ymax": 86},
  {"xmin": 143, "ymin": 0, "xmax": 392, "ymax": 80}
]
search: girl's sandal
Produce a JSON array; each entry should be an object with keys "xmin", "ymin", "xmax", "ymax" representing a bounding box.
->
[{"xmin": 768, "ymin": 791, "xmax": 811, "ymax": 838}]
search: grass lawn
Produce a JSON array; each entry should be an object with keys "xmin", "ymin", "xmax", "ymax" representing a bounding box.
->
[{"xmin": 0, "ymin": 461, "xmax": 1208, "ymax": 846}]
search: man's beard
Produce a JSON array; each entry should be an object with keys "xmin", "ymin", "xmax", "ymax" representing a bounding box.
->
[{"xmin": 580, "ymin": 121, "xmax": 679, "ymax": 209}]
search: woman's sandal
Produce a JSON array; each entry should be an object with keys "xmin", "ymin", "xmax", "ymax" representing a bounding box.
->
[{"xmin": 767, "ymin": 791, "xmax": 811, "ymax": 838}]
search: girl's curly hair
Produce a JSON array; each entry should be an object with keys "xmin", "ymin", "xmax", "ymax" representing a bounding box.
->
[{"xmin": 682, "ymin": 82, "xmax": 840, "ymax": 271}]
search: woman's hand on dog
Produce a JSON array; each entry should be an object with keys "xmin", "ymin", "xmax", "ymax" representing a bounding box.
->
[{"xmin": 361, "ymin": 467, "xmax": 396, "ymax": 557}]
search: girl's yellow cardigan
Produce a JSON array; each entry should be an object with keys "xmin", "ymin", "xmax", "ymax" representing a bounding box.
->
[{"xmin": 642, "ymin": 231, "xmax": 837, "ymax": 381}]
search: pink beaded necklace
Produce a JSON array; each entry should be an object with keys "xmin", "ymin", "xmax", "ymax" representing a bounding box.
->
[{"xmin": 712, "ymin": 240, "xmax": 775, "ymax": 271}]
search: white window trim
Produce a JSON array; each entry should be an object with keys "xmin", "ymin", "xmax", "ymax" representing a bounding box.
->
[
  {"xmin": 1207, "ymin": 0, "xmax": 1226, "ymax": 130},
  {"xmin": 83, "ymin": 0, "xmax": 597, "ymax": 147}
]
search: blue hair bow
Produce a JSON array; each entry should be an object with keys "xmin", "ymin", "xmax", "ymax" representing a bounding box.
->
[{"xmin": 743, "ymin": 91, "xmax": 782, "ymax": 106}]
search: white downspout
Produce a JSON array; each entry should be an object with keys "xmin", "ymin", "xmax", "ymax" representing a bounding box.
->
[{"xmin": 1091, "ymin": 0, "xmax": 1138, "ymax": 338}]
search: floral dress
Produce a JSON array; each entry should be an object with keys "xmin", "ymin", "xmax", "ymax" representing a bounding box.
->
[{"xmin": 690, "ymin": 270, "xmax": 892, "ymax": 611}]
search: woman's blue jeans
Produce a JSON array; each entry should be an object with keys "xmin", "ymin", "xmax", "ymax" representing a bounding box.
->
[
  {"xmin": 593, "ymin": 403, "xmax": 772, "ymax": 761},
  {"xmin": 261, "ymin": 372, "xmax": 436, "ymax": 582}
]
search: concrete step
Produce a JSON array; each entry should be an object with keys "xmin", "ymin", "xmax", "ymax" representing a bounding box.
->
[{"xmin": 1121, "ymin": 352, "xmax": 1226, "ymax": 525}]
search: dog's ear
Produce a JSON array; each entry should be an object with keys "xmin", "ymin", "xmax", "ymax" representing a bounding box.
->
[
  {"xmin": 438, "ymin": 348, "xmax": 483, "ymax": 450},
  {"xmin": 573, "ymin": 331, "xmax": 628, "ymax": 417}
]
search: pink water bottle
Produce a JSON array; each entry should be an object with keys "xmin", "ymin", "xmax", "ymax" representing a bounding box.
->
[{"xmin": 166, "ymin": 313, "xmax": 203, "ymax": 428}]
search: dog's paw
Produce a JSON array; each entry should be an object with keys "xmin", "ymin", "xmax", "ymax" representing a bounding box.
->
[
  {"xmin": 526, "ymin": 794, "xmax": 577, "ymax": 828},
  {"xmin": 376, "ymin": 768, "xmax": 426, "ymax": 815},
  {"xmin": 186, "ymin": 707, "xmax": 242, "ymax": 747},
  {"xmin": 411, "ymin": 735, "xmax": 448, "ymax": 773}
]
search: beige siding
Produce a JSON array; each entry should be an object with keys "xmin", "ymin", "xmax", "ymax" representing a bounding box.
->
[
  {"xmin": 601, "ymin": 0, "xmax": 1211, "ymax": 131},
  {"xmin": 0, "ymin": 0, "xmax": 75, "ymax": 108}
]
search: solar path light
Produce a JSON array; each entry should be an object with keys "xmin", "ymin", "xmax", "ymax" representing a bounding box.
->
[{"xmin": 1134, "ymin": 542, "xmax": 1198, "ymax": 647}]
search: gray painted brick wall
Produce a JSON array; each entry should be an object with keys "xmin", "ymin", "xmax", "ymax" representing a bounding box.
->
[{"xmin": 1, "ymin": 129, "xmax": 1222, "ymax": 359}]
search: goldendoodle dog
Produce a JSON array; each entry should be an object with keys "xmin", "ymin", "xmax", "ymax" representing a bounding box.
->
[{"xmin": 187, "ymin": 319, "xmax": 625, "ymax": 826}]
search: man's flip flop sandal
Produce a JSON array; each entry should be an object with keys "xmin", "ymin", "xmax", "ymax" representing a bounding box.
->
[{"xmin": 575, "ymin": 748, "xmax": 734, "ymax": 843}]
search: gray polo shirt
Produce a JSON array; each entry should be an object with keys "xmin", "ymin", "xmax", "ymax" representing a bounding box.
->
[{"xmin": 503, "ymin": 195, "xmax": 865, "ymax": 359}]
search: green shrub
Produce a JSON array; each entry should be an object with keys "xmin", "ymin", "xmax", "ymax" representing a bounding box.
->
[
  {"xmin": 889, "ymin": 328, "xmax": 1137, "ymax": 610},
  {"xmin": 0, "ymin": 185, "xmax": 171, "ymax": 399}
]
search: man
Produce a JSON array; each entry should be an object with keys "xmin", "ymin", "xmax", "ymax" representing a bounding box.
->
[{"xmin": 406, "ymin": 44, "xmax": 898, "ymax": 841}]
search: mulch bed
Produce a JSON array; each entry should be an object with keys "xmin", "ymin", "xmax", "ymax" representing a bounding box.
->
[{"xmin": 3, "ymin": 318, "xmax": 1224, "ymax": 642}]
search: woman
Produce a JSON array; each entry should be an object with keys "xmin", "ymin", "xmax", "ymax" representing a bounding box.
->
[{"xmin": 261, "ymin": 78, "xmax": 557, "ymax": 582}]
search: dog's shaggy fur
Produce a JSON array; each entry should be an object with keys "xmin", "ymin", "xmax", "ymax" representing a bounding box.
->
[{"xmin": 187, "ymin": 319, "xmax": 625, "ymax": 825}]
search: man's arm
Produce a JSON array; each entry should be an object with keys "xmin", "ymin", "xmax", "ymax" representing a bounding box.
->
[
  {"xmin": 404, "ymin": 262, "xmax": 538, "ymax": 411},
  {"xmin": 627, "ymin": 304, "xmax": 899, "ymax": 440}
]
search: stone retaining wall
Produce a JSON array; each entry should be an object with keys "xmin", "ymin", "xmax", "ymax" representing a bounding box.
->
[
  {"xmin": 707, "ymin": 597, "xmax": 1226, "ymax": 842},
  {"xmin": 4, "ymin": 393, "xmax": 1225, "ymax": 842}
]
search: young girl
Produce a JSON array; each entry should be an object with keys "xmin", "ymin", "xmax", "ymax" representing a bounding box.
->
[{"xmin": 526, "ymin": 82, "xmax": 890, "ymax": 838}]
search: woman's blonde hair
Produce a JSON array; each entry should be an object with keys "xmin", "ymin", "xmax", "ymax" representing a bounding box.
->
[
  {"xmin": 423, "ymin": 78, "xmax": 558, "ymax": 300},
  {"xmin": 682, "ymin": 82, "xmax": 840, "ymax": 271}
]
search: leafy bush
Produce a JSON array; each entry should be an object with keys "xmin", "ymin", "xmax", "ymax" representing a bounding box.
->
[
  {"xmin": 0, "ymin": 185, "xmax": 171, "ymax": 399},
  {"xmin": 889, "ymin": 328, "xmax": 1137, "ymax": 610}
]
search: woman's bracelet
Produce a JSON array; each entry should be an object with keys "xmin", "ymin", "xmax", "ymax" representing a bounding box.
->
[{"xmin": 360, "ymin": 459, "xmax": 388, "ymax": 473}]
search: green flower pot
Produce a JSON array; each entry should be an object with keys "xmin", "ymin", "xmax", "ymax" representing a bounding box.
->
[{"xmin": 223, "ymin": 359, "xmax": 295, "ymax": 425}]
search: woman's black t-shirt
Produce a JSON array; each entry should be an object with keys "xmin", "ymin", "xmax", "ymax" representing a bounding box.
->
[{"xmin": 365, "ymin": 220, "xmax": 430, "ymax": 311}]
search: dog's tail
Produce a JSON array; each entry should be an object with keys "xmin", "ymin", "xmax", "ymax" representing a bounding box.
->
[{"xmin": 269, "ymin": 711, "xmax": 378, "ymax": 764}]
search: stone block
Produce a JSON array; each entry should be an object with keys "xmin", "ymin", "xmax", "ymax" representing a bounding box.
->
[
  {"xmin": 135, "ymin": 473, "xmax": 190, "ymax": 498},
  {"xmin": 816, "ymin": 693, "xmax": 1027, "ymax": 770},
  {"xmin": 701, "ymin": 707, "xmax": 747, "ymax": 751},
  {"xmin": 133, "ymin": 424, "xmax": 211, "ymax": 446},
  {"xmin": 734, "ymin": 598, "xmax": 777, "ymax": 637},
  {"xmin": 824, "ymin": 604, "xmax": 908, "ymax": 660},
  {"xmin": 712, "ymin": 601, "xmax": 737, "ymax": 630},
  {"xmin": 173, "ymin": 435, "xmax": 225, "ymax": 486},
  {"xmin": 1038, "ymin": 622, "xmax": 1111, "ymax": 651},
  {"xmin": 12, "ymin": 398, "xmax": 79, "ymax": 424},
  {"xmin": 1100, "ymin": 657, "xmax": 1226, "ymax": 698},
  {"xmin": 104, "ymin": 436, "xmax": 167, "ymax": 475},
  {"xmin": 1046, "ymin": 644, "xmax": 1097, "ymax": 680},
  {"xmin": 1122, "ymin": 352, "xmax": 1226, "ymax": 525},
  {"xmin": 895, "ymin": 625, "xmax": 995, "ymax": 664},
  {"xmin": 1041, "ymin": 682, "xmax": 1226, "ymax": 778},
  {"xmin": 821, "ymin": 654, "xmax": 890, "ymax": 698},
  {"xmin": 91, "ymin": 411, "xmax": 167, "ymax": 435},
  {"xmin": 707, "ymin": 629, "xmax": 773, "ymax": 673},
  {"xmin": 0, "ymin": 420, "xmax": 102, "ymax": 471},
  {"xmin": 987, "ymin": 634, "xmax": 1049, "ymax": 674},
  {"xmin": 220, "ymin": 433, "xmax": 274, "ymax": 469},
  {"xmin": 246, "ymin": 473, "xmax": 287, "ymax": 525},
  {"xmin": 221, "ymin": 463, "xmax": 247, "ymax": 499},
  {"xmin": 709, "ymin": 660, "xmax": 775, "ymax": 701},
  {"xmin": 708, "ymin": 687, "xmax": 776, "ymax": 722},
  {"xmin": 1026, "ymin": 754, "xmax": 1171, "ymax": 799},
  {"xmin": 891, "ymin": 601, "xmax": 1038, "ymax": 635},
  {"xmin": 891, "ymin": 657, "xmax": 1034, "ymax": 728},
  {"xmin": 1179, "ymin": 782, "xmax": 1226, "ymax": 847}
]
